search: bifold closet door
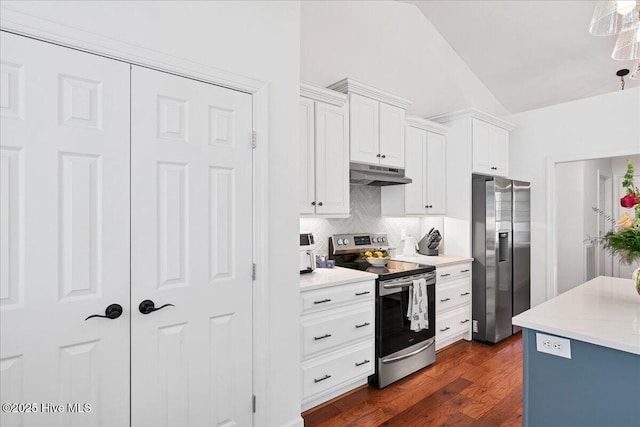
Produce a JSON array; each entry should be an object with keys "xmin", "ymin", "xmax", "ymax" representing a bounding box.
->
[
  {"xmin": 130, "ymin": 66, "xmax": 254, "ymax": 426},
  {"xmin": 0, "ymin": 32, "xmax": 131, "ymax": 427}
]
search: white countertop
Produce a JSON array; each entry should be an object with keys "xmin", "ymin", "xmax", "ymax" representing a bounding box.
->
[
  {"xmin": 299, "ymin": 267, "xmax": 378, "ymax": 291},
  {"xmin": 392, "ymin": 254, "xmax": 473, "ymax": 267},
  {"xmin": 512, "ymin": 276, "xmax": 640, "ymax": 355}
]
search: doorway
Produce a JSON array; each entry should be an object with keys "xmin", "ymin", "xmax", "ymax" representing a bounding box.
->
[{"xmin": 554, "ymin": 155, "xmax": 640, "ymax": 295}]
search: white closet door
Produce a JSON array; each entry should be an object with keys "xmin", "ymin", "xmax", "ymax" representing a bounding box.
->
[
  {"xmin": 130, "ymin": 66, "xmax": 254, "ymax": 427},
  {"xmin": 0, "ymin": 32, "xmax": 130, "ymax": 427}
]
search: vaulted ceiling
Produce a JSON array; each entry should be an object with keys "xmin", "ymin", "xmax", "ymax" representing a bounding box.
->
[{"xmin": 409, "ymin": 0, "xmax": 639, "ymax": 113}]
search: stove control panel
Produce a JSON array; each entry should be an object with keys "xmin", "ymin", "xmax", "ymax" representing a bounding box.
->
[{"xmin": 330, "ymin": 233, "xmax": 388, "ymax": 253}]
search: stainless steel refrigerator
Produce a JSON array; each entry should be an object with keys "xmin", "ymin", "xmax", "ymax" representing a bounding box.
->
[{"xmin": 471, "ymin": 175, "xmax": 530, "ymax": 344}]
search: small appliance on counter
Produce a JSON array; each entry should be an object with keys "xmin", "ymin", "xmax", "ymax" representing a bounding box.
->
[
  {"xmin": 418, "ymin": 228, "xmax": 442, "ymax": 256},
  {"xmin": 300, "ymin": 232, "xmax": 316, "ymax": 274},
  {"xmin": 402, "ymin": 235, "xmax": 419, "ymax": 256}
]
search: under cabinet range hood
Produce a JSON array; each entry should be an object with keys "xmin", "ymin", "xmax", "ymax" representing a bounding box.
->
[{"xmin": 349, "ymin": 162, "xmax": 411, "ymax": 186}]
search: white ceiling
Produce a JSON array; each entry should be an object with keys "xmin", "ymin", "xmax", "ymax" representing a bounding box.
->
[{"xmin": 409, "ymin": 0, "xmax": 639, "ymax": 113}]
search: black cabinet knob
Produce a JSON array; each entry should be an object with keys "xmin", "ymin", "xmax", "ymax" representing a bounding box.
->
[
  {"xmin": 311, "ymin": 201, "xmax": 316, "ymax": 206},
  {"xmin": 318, "ymin": 202, "xmax": 323, "ymax": 206}
]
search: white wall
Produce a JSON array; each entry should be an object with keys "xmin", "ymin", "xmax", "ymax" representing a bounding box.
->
[
  {"xmin": 555, "ymin": 161, "xmax": 586, "ymax": 293},
  {"xmin": 300, "ymin": 0, "xmax": 508, "ymax": 118},
  {"xmin": 1, "ymin": 2, "xmax": 302, "ymax": 426},
  {"xmin": 509, "ymin": 88, "xmax": 640, "ymax": 306}
]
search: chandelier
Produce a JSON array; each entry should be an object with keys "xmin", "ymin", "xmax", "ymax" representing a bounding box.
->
[{"xmin": 590, "ymin": 1, "xmax": 640, "ymax": 79}]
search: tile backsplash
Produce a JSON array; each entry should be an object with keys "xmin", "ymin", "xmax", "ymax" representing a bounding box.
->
[{"xmin": 300, "ymin": 184, "xmax": 444, "ymax": 256}]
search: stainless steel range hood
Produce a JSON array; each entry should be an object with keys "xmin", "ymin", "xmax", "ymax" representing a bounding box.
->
[{"xmin": 349, "ymin": 162, "xmax": 411, "ymax": 186}]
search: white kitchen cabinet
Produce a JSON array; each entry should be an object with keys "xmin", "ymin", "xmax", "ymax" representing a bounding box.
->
[
  {"xmin": 435, "ymin": 262, "xmax": 472, "ymax": 350},
  {"xmin": 300, "ymin": 278, "xmax": 375, "ymax": 411},
  {"xmin": 428, "ymin": 108, "xmax": 515, "ymax": 257},
  {"xmin": 299, "ymin": 84, "xmax": 349, "ymax": 217},
  {"xmin": 328, "ymin": 78, "xmax": 411, "ymax": 169},
  {"xmin": 381, "ymin": 117, "xmax": 447, "ymax": 216},
  {"xmin": 472, "ymin": 118, "xmax": 509, "ymax": 177}
]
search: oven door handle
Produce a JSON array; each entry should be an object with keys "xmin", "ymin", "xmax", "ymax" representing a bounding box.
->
[
  {"xmin": 382, "ymin": 280, "xmax": 433, "ymax": 289},
  {"xmin": 380, "ymin": 339, "xmax": 435, "ymax": 364}
]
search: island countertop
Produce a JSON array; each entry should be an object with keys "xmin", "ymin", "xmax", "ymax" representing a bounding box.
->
[{"xmin": 512, "ymin": 276, "xmax": 640, "ymax": 355}]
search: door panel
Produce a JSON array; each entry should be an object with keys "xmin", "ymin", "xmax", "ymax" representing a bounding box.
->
[
  {"xmin": 299, "ymin": 97, "xmax": 315, "ymax": 214},
  {"xmin": 404, "ymin": 126, "xmax": 426, "ymax": 215},
  {"xmin": 314, "ymin": 101, "xmax": 349, "ymax": 215},
  {"xmin": 0, "ymin": 32, "xmax": 130, "ymax": 427},
  {"xmin": 472, "ymin": 119, "xmax": 492, "ymax": 174},
  {"xmin": 426, "ymin": 132, "xmax": 446, "ymax": 214},
  {"xmin": 349, "ymin": 93, "xmax": 379, "ymax": 165},
  {"xmin": 131, "ymin": 66, "xmax": 253, "ymax": 427},
  {"xmin": 378, "ymin": 103, "xmax": 405, "ymax": 168}
]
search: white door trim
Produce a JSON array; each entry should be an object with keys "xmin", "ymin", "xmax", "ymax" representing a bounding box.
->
[
  {"xmin": 545, "ymin": 148, "xmax": 640, "ymax": 301},
  {"xmin": 1, "ymin": 9, "xmax": 271, "ymax": 426}
]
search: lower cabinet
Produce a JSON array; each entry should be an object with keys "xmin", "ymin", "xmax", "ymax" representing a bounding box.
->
[
  {"xmin": 300, "ymin": 280, "xmax": 375, "ymax": 411},
  {"xmin": 435, "ymin": 263, "xmax": 472, "ymax": 350}
]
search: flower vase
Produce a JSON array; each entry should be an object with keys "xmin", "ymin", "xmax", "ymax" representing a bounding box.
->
[{"xmin": 634, "ymin": 268, "xmax": 640, "ymax": 297}]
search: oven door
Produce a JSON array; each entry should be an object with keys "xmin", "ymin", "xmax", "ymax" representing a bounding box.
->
[{"xmin": 377, "ymin": 274, "xmax": 435, "ymax": 358}]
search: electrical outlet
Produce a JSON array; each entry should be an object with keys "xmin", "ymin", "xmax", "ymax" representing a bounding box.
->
[
  {"xmin": 400, "ymin": 229, "xmax": 406, "ymax": 241},
  {"xmin": 536, "ymin": 332, "xmax": 571, "ymax": 359}
]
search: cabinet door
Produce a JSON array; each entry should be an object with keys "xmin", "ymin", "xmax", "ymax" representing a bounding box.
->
[
  {"xmin": 404, "ymin": 126, "xmax": 427, "ymax": 215},
  {"xmin": 472, "ymin": 119, "xmax": 493, "ymax": 175},
  {"xmin": 491, "ymin": 126, "xmax": 509, "ymax": 177},
  {"xmin": 315, "ymin": 102, "xmax": 349, "ymax": 215},
  {"xmin": 349, "ymin": 93, "xmax": 379, "ymax": 165},
  {"xmin": 299, "ymin": 97, "xmax": 316, "ymax": 214},
  {"xmin": 379, "ymin": 103, "xmax": 405, "ymax": 168},
  {"xmin": 426, "ymin": 132, "xmax": 446, "ymax": 214}
]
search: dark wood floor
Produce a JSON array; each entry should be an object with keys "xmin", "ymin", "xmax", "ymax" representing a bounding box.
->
[{"xmin": 303, "ymin": 333, "xmax": 523, "ymax": 427}]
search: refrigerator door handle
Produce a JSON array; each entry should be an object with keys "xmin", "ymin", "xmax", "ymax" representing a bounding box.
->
[{"xmin": 498, "ymin": 231, "xmax": 510, "ymax": 262}]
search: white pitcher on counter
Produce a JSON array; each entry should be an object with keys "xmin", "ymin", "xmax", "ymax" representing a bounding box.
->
[{"xmin": 402, "ymin": 235, "xmax": 419, "ymax": 257}]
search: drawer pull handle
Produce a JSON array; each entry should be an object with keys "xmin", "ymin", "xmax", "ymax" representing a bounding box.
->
[
  {"xmin": 460, "ymin": 319, "xmax": 470, "ymax": 324},
  {"xmin": 355, "ymin": 322, "xmax": 370, "ymax": 329},
  {"xmin": 439, "ymin": 326, "xmax": 450, "ymax": 332},
  {"xmin": 314, "ymin": 333, "xmax": 332, "ymax": 341},
  {"xmin": 460, "ymin": 269, "xmax": 470, "ymax": 273},
  {"xmin": 460, "ymin": 292, "xmax": 470, "ymax": 296},
  {"xmin": 440, "ymin": 297, "xmax": 451, "ymax": 302},
  {"xmin": 314, "ymin": 299, "xmax": 331, "ymax": 304},
  {"xmin": 355, "ymin": 359, "xmax": 370, "ymax": 367},
  {"xmin": 314, "ymin": 374, "xmax": 331, "ymax": 383},
  {"xmin": 355, "ymin": 291, "xmax": 370, "ymax": 296},
  {"xmin": 440, "ymin": 273, "xmax": 451, "ymax": 277}
]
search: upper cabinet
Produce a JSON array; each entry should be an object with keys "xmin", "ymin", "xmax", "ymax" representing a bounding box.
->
[
  {"xmin": 381, "ymin": 117, "xmax": 448, "ymax": 216},
  {"xmin": 300, "ymin": 84, "xmax": 350, "ymax": 217},
  {"xmin": 328, "ymin": 78, "xmax": 411, "ymax": 169},
  {"xmin": 471, "ymin": 118, "xmax": 509, "ymax": 177},
  {"xmin": 430, "ymin": 108, "xmax": 515, "ymax": 179}
]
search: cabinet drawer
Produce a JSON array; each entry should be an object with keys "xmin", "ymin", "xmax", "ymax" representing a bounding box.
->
[
  {"xmin": 436, "ymin": 280, "xmax": 471, "ymax": 314},
  {"xmin": 436, "ymin": 263, "xmax": 471, "ymax": 284},
  {"xmin": 436, "ymin": 307, "xmax": 471, "ymax": 343},
  {"xmin": 302, "ymin": 305, "xmax": 374, "ymax": 357},
  {"xmin": 302, "ymin": 342, "xmax": 374, "ymax": 399},
  {"xmin": 301, "ymin": 280, "xmax": 375, "ymax": 313}
]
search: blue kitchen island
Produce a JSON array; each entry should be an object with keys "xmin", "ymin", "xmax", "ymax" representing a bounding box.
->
[{"xmin": 512, "ymin": 276, "xmax": 640, "ymax": 427}]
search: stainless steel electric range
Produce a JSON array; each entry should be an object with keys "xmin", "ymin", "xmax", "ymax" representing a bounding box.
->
[{"xmin": 329, "ymin": 233, "xmax": 436, "ymax": 388}]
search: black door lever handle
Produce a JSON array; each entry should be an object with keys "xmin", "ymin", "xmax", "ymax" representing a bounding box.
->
[
  {"xmin": 139, "ymin": 300, "xmax": 175, "ymax": 315},
  {"xmin": 85, "ymin": 304, "xmax": 123, "ymax": 321}
]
